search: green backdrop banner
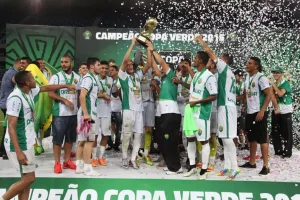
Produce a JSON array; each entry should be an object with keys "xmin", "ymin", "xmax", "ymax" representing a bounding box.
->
[
  {"xmin": 6, "ymin": 24, "xmax": 75, "ymax": 74},
  {"xmin": 0, "ymin": 178, "xmax": 299, "ymax": 200}
]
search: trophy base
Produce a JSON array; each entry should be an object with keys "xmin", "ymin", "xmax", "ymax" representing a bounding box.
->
[{"xmin": 136, "ymin": 35, "xmax": 151, "ymax": 47}]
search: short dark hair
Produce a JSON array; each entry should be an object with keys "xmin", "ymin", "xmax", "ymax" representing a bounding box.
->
[
  {"xmin": 250, "ymin": 57, "xmax": 262, "ymax": 72},
  {"xmin": 110, "ymin": 65, "xmax": 119, "ymax": 71},
  {"xmin": 108, "ymin": 59, "xmax": 115, "ymax": 63},
  {"xmin": 31, "ymin": 61, "xmax": 40, "ymax": 68},
  {"xmin": 14, "ymin": 58, "xmax": 21, "ymax": 64},
  {"xmin": 87, "ymin": 57, "xmax": 100, "ymax": 69},
  {"xmin": 15, "ymin": 71, "xmax": 31, "ymax": 86},
  {"xmin": 181, "ymin": 58, "xmax": 191, "ymax": 66},
  {"xmin": 62, "ymin": 54, "xmax": 72, "ymax": 61},
  {"xmin": 100, "ymin": 60, "xmax": 109, "ymax": 66},
  {"xmin": 221, "ymin": 53, "xmax": 233, "ymax": 66},
  {"xmin": 36, "ymin": 58, "xmax": 44, "ymax": 61},
  {"xmin": 80, "ymin": 62, "xmax": 87, "ymax": 67},
  {"xmin": 196, "ymin": 51, "xmax": 209, "ymax": 65},
  {"xmin": 21, "ymin": 57, "xmax": 32, "ymax": 64}
]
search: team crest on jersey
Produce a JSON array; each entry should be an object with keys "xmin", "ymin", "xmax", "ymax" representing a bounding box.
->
[
  {"xmin": 117, "ymin": 84, "xmax": 121, "ymax": 88},
  {"xmin": 187, "ymin": 80, "xmax": 192, "ymax": 84},
  {"xmin": 198, "ymin": 129, "xmax": 202, "ymax": 136},
  {"xmin": 107, "ymin": 83, "xmax": 111, "ymax": 88},
  {"xmin": 74, "ymin": 78, "xmax": 78, "ymax": 84},
  {"xmin": 136, "ymin": 77, "xmax": 140, "ymax": 81},
  {"xmin": 198, "ymin": 78, "xmax": 202, "ymax": 84},
  {"xmin": 219, "ymin": 126, "xmax": 223, "ymax": 132},
  {"xmin": 252, "ymin": 82, "xmax": 256, "ymax": 87},
  {"xmin": 164, "ymin": 134, "xmax": 169, "ymax": 139}
]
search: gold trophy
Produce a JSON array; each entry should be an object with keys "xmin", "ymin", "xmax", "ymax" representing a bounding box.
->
[{"xmin": 136, "ymin": 17, "xmax": 158, "ymax": 46}]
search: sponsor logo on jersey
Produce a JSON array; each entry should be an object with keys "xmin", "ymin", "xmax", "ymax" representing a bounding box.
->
[
  {"xmin": 198, "ymin": 129, "xmax": 202, "ymax": 136},
  {"xmin": 219, "ymin": 126, "xmax": 223, "ymax": 132},
  {"xmin": 252, "ymin": 82, "xmax": 256, "ymax": 87}
]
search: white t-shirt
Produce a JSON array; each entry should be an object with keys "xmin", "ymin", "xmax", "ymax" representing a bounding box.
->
[
  {"xmin": 118, "ymin": 69, "xmax": 144, "ymax": 112},
  {"xmin": 80, "ymin": 72, "xmax": 100, "ymax": 118},
  {"xmin": 111, "ymin": 78, "xmax": 122, "ymax": 112},
  {"xmin": 49, "ymin": 71, "xmax": 81, "ymax": 116},
  {"xmin": 5, "ymin": 87, "xmax": 40, "ymax": 152},
  {"xmin": 215, "ymin": 58, "xmax": 236, "ymax": 107},
  {"xmin": 244, "ymin": 72, "xmax": 270, "ymax": 114},
  {"xmin": 97, "ymin": 76, "xmax": 113, "ymax": 117}
]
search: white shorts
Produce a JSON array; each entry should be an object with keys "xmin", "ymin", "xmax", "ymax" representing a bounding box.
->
[
  {"xmin": 143, "ymin": 101, "xmax": 155, "ymax": 127},
  {"xmin": 217, "ymin": 106, "xmax": 237, "ymax": 138},
  {"xmin": 95, "ymin": 117, "xmax": 111, "ymax": 136},
  {"xmin": 123, "ymin": 110, "xmax": 144, "ymax": 134},
  {"xmin": 5, "ymin": 147, "xmax": 35, "ymax": 174},
  {"xmin": 77, "ymin": 115, "xmax": 97, "ymax": 142},
  {"xmin": 210, "ymin": 111, "xmax": 218, "ymax": 133},
  {"xmin": 186, "ymin": 118, "xmax": 210, "ymax": 142}
]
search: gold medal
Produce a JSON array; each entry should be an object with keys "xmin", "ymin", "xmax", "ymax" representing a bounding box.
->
[
  {"xmin": 133, "ymin": 87, "xmax": 137, "ymax": 90},
  {"xmin": 68, "ymin": 91, "xmax": 75, "ymax": 94},
  {"xmin": 247, "ymin": 89, "xmax": 251, "ymax": 98}
]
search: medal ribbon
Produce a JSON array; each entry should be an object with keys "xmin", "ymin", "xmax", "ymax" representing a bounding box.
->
[
  {"xmin": 99, "ymin": 76, "xmax": 108, "ymax": 93},
  {"xmin": 18, "ymin": 87, "xmax": 35, "ymax": 112},
  {"xmin": 248, "ymin": 72, "xmax": 258, "ymax": 90},
  {"xmin": 129, "ymin": 75, "xmax": 136, "ymax": 88},
  {"xmin": 62, "ymin": 71, "xmax": 74, "ymax": 85},
  {"xmin": 180, "ymin": 74, "xmax": 190, "ymax": 90}
]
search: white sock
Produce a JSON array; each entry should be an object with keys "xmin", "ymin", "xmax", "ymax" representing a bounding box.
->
[
  {"xmin": 99, "ymin": 145, "xmax": 106, "ymax": 158},
  {"xmin": 122, "ymin": 132, "xmax": 132, "ymax": 159},
  {"xmin": 201, "ymin": 143, "xmax": 209, "ymax": 169},
  {"xmin": 197, "ymin": 151, "xmax": 202, "ymax": 161},
  {"xmin": 187, "ymin": 142, "xmax": 196, "ymax": 166},
  {"xmin": 37, "ymin": 137, "xmax": 42, "ymax": 146},
  {"xmin": 223, "ymin": 138, "xmax": 238, "ymax": 170},
  {"xmin": 96, "ymin": 146, "xmax": 100, "ymax": 158},
  {"xmin": 92, "ymin": 147, "xmax": 97, "ymax": 159},
  {"xmin": 131, "ymin": 133, "xmax": 142, "ymax": 161},
  {"xmin": 209, "ymin": 156, "xmax": 215, "ymax": 165},
  {"xmin": 76, "ymin": 160, "xmax": 83, "ymax": 166},
  {"xmin": 144, "ymin": 149, "xmax": 149, "ymax": 157}
]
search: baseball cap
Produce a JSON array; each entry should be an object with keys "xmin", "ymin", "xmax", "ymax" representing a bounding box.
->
[{"xmin": 271, "ymin": 66, "xmax": 284, "ymax": 73}]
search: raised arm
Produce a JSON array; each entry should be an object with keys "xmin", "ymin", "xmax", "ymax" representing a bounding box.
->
[
  {"xmin": 40, "ymin": 84, "xmax": 75, "ymax": 93},
  {"xmin": 145, "ymin": 41, "xmax": 169, "ymax": 74},
  {"xmin": 194, "ymin": 35, "xmax": 218, "ymax": 61},
  {"xmin": 120, "ymin": 38, "xmax": 136, "ymax": 72}
]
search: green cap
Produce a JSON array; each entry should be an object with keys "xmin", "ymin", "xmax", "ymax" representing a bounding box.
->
[{"xmin": 271, "ymin": 66, "xmax": 284, "ymax": 73}]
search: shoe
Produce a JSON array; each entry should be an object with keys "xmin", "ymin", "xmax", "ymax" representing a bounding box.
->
[
  {"xmin": 122, "ymin": 159, "xmax": 129, "ymax": 169},
  {"xmin": 243, "ymin": 155, "xmax": 260, "ymax": 161},
  {"xmin": 198, "ymin": 169, "xmax": 208, "ymax": 180},
  {"xmin": 282, "ymin": 153, "xmax": 292, "ymax": 158},
  {"xmin": 2, "ymin": 154, "xmax": 8, "ymax": 160},
  {"xmin": 106, "ymin": 146, "xmax": 113, "ymax": 151},
  {"xmin": 98, "ymin": 158, "xmax": 107, "ymax": 166},
  {"xmin": 84, "ymin": 165, "xmax": 100, "ymax": 176},
  {"xmin": 158, "ymin": 159, "xmax": 166, "ymax": 167},
  {"xmin": 113, "ymin": 145, "xmax": 120, "ymax": 152},
  {"xmin": 54, "ymin": 162, "xmax": 62, "ymax": 173},
  {"xmin": 71, "ymin": 152, "xmax": 76, "ymax": 158},
  {"xmin": 166, "ymin": 167, "xmax": 183, "ymax": 175},
  {"xmin": 239, "ymin": 162, "xmax": 256, "ymax": 168},
  {"xmin": 196, "ymin": 160, "xmax": 202, "ymax": 168},
  {"xmin": 142, "ymin": 155, "xmax": 154, "ymax": 166},
  {"xmin": 35, "ymin": 149, "xmax": 41, "ymax": 156},
  {"xmin": 184, "ymin": 165, "xmax": 197, "ymax": 177},
  {"xmin": 220, "ymin": 154, "xmax": 224, "ymax": 161},
  {"xmin": 36, "ymin": 146, "xmax": 44, "ymax": 154},
  {"xmin": 63, "ymin": 160, "xmax": 77, "ymax": 170},
  {"xmin": 217, "ymin": 168, "xmax": 230, "ymax": 176},
  {"xmin": 91, "ymin": 159, "xmax": 98, "ymax": 167},
  {"xmin": 259, "ymin": 167, "xmax": 270, "ymax": 175},
  {"xmin": 207, "ymin": 164, "xmax": 214, "ymax": 172},
  {"xmin": 129, "ymin": 160, "xmax": 139, "ymax": 169},
  {"xmin": 163, "ymin": 167, "xmax": 169, "ymax": 171},
  {"xmin": 226, "ymin": 168, "xmax": 240, "ymax": 180},
  {"xmin": 75, "ymin": 161, "xmax": 84, "ymax": 174}
]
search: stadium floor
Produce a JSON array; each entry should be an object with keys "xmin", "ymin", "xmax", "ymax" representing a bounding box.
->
[{"xmin": 0, "ymin": 136, "xmax": 299, "ymax": 182}]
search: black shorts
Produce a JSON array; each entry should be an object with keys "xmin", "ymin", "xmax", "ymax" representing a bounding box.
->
[
  {"xmin": 245, "ymin": 111, "xmax": 269, "ymax": 144},
  {"xmin": 237, "ymin": 115, "xmax": 245, "ymax": 130},
  {"xmin": 52, "ymin": 115, "xmax": 77, "ymax": 145}
]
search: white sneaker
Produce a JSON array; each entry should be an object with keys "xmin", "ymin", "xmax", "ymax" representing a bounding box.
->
[
  {"xmin": 184, "ymin": 168, "xmax": 197, "ymax": 177},
  {"xmin": 166, "ymin": 167, "xmax": 183, "ymax": 175},
  {"xmin": 122, "ymin": 159, "xmax": 129, "ymax": 169},
  {"xmin": 163, "ymin": 167, "xmax": 169, "ymax": 171},
  {"xmin": 198, "ymin": 172, "xmax": 208, "ymax": 180},
  {"xmin": 84, "ymin": 164, "xmax": 100, "ymax": 176}
]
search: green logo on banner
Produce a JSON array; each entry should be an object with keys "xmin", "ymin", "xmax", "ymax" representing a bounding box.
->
[
  {"xmin": 164, "ymin": 134, "xmax": 169, "ymax": 139},
  {"xmin": 83, "ymin": 30, "xmax": 92, "ymax": 40}
]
